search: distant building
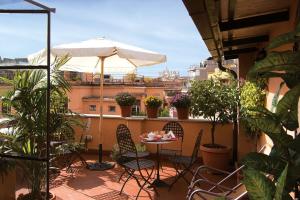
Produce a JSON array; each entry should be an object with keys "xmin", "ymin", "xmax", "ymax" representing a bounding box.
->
[
  {"xmin": 64, "ymin": 72, "xmax": 187, "ymax": 116},
  {"xmin": 0, "ymin": 57, "xmax": 28, "ymax": 81},
  {"xmin": 188, "ymin": 58, "xmax": 238, "ymax": 81}
]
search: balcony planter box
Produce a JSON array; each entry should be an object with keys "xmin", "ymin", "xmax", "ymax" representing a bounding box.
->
[
  {"xmin": 146, "ymin": 106, "xmax": 159, "ymax": 118},
  {"xmin": 200, "ymin": 145, "xmax": 231, "ymax": 171},
  {"xmin": 120, "ymin": 105, "xmax": 132, "ymax": 117},
  {"xmin": 176, "ymin": 107, "xmax": 189, "ymax": 120}
]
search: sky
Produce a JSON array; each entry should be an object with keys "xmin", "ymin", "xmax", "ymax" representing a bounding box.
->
[{"xmin": 0, "ymin": 0, "xmax": 210, "ymax": 77}]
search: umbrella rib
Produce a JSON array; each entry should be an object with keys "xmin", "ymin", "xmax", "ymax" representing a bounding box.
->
[{"xmin": 125, "ymin": 58, "xmax": 138, "ymax": 68}]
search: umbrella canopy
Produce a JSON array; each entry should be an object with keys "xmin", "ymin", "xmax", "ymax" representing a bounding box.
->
[
  {"xmin": 28, "ymin": 37, "xmax": 167, "ymax": 74},
  {"xmin": 28, "ymin": 37, "xmax": 167, "ymax": 164}
]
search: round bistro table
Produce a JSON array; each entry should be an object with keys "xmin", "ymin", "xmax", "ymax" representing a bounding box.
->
[{"xmin": 142, "ymin": 138, "xmax": 176, "ymax": 187}]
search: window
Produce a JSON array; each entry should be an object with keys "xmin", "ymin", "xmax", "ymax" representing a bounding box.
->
[
  {"xmin": 109, "ymin": 106, "xmax": 116, "ymax": 112},
  {"xmin": 89, "ymin": 105, "xmax": 96, "ymax": 111}
]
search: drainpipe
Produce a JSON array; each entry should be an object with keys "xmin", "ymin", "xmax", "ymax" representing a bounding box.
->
[
  {"xmin": 218, "ymin": 61, "xmax": 238, "ymax": 163},
  {"xmin": 203, "ymin": 0, "xmax": 240, "ymax": 163}
]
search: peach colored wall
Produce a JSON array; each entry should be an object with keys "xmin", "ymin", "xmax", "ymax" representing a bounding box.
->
[
  {"xmin": 238, "ymin": 0, "xmax": 299, "ymax": 152},
  {"xmin": 67, "ymin": 85, "xmax": 166, "ymax": 115},
  {"xmin": 74, "ymin": 116, "xmax": 234, "ymax": 159}
]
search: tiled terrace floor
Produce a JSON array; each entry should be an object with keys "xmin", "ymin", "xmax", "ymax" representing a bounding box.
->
[{"xmin": 48, "ymin": 154, "xmax": 236, "ymax": 200}]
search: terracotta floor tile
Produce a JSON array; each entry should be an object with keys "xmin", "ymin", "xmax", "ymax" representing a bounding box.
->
[{"xmin": 14, "ymin": 154, "xmax": 237, "ymax": 200}]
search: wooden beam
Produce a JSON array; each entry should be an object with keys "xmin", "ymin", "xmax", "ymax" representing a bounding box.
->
[
  {"xmin": 224, "ymin": 47, "xmax": 258, "ymax": 56},
  {"xmin": 223, "ymin": 35, "xmax": 269, "ymax": 47},
  {"xmin": 224, "ymin": 54, "xmax": 239, "ymax": 60},
  {"xmin": 227, "ymin": 0, "xmax": 237, "ymax": 51},
  {"xmin": 220, "ymin": 10, "xmax": 289, "ymax": 31}
]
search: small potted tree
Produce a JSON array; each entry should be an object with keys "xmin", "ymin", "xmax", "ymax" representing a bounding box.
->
[
  {"xmin": 115, "ymin": 92, "xmax": 136, "ymax": 117},
  {"xmin": 144, "ymin": 96, "xmax": 162, "ymax": 118},
  {"xmin": 171, "ymin": 93, "xmax": 191, "ymax": 120},
  {"xmin": 190, "ymin": 79, "xmax": 238, "ymax": 170},
  {"xmin": 0, "ymin": 56, "xmax": 79, "ymax": 200}
]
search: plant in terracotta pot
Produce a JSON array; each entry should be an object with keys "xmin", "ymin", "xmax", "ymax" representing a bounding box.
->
[
  {"xmin": 115, "ymin": 92, "xmax": 136, "ymax": 117},
  {"xmin": 0, "ymin": 56, "xmax": 81, "ymax": 200},
  {"xmin": 170, "ymin": 93, "xmax": 191, "ymax": 120},
  {"xmin": 144, "ymin": 96, "xmax": 162, "ymax": 118},
  {"xmin": 189, "ymin": 79, "xmax": 238, "ymax": 170}
]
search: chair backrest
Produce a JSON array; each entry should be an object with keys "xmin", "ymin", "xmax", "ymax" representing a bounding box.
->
[
  {"xmin": 190, "ymin": 129, "xmax": 203, "ymax": 165},
  {"xmin": 116, "ymin": 124, "xmax": 137, "ymax": 156},
  {"xmin": 162, "ymin": 121, "xmax": 184, "ymax": 140}
]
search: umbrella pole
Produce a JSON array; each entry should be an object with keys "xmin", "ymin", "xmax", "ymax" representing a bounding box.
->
[
  {"xmin": 99, "ymin": 57, "xmax": 105, "ymax": 163},
  {"xmin": 87, "ymin": 56, "xmax": 115, "ymax": 171}
]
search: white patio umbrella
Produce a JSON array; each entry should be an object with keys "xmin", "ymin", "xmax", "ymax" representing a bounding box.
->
[{"xmin": 28, "ymin": 37, "xmax": 167, "ymax": 169}]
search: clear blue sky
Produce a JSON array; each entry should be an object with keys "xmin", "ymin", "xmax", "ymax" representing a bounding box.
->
[{"xmin": 0, "ymin": 0, "xmax": 210, "ymax": 77}]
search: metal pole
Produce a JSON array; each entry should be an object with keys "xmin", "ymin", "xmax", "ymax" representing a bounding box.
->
[
  {"xmin": 46, "ymin": 10, "xmax": 51, "ymax": 200},
  {"xmin": 98, "ymin": 57, "xmax": 105, "ymax": 163}
]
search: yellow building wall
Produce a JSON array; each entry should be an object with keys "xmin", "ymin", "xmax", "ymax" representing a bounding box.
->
[{"xmin": 67, "ymin": 85, "xmax": 166, "ymax": 115}]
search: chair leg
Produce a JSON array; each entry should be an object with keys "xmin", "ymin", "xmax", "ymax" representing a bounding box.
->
[
  {"xmin": 120, "ymin": 169, "xmax": 133, "ymax": 194},
  {"xmin": 136, "ymin": 177, "xmax": 148, "ymax": 200},
  {"xmin": 118, "ymin": 170, "xmax": 126, "ymax": 182},
  {"xmin": 137, "ymin": 167, "xmax": 158, "ymax": 199},
  {"xmin": 169, "ymin": 169, "xmax": 188, "ymax": 191},
  {"xmin": 66, "ymin": 154, "xmax": 77, "ymax": 173}
]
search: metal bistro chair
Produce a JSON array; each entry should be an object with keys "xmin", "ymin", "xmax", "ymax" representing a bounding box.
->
[
  {"xmin": 186, "ymin": 145, "xmax": 271, "ymax": 200},
  {"xmin": 64, "ymin": 134, "xmax": 92, "ymax": 172},
  {"xmin": 169, "ymin": 129, "xmax": 203, "ymax": 190},
  {"xmin": 161, "ymin": 121, "xmax": 184, "ymax": 157},
  {"xmin": 116, "ymin": 124, "xmax": 157, "ymax": 199}
]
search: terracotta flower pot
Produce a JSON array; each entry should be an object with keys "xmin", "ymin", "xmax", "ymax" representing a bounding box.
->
[
  {"xmin": 200, "ymin": 144, "xmax": 231, "ymax": 171},
  {"xmin": 176, "ymin": 107, "xmax": 189, "ymax": 120},
  {"xmin": 120, "ymin": 105, "xmax": 132, "ymax": 117},
  {"xmin": 146, "ymin": 106, "xmax": 159, "ymax": 118},
  {"xmin": 18, "ymin": 192, "xmax": 56, "ymax": 200}
]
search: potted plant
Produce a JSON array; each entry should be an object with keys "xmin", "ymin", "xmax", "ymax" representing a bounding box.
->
[
  {"xmin": 115, "ymin": 92, "xmax": 136, "ymax": 117},
  {"xmin": 144, "ymin": 96, "xmax": 162, "ymax": 118},
  {"xmin": 190, "ymin": 79, "xmax": 238, "ymax": 170},
  {"xmin": 170, "ymin": 93, "xmax": 191, "ymax": 120},
  {"xmin": 0, "ymin": 56, "xmax": 81, "ymax": 200}
]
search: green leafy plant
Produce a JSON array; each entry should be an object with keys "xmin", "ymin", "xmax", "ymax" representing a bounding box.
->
[
  {"xmin": 0, "ymin": 56, "xmax": 83, "ymax": 199},
  {"xmin": 240, "ymin": 81, "xmax": 266, "ymax": 138},
  {"xmin": 189, "ymin": 79, "xmax": 238, "ymax": 147},
  {"xmin": 144, "ymin": 96, "xmax": 162, "ymax": 108},
  {"xmin": 242, "ymin": 23, "xmax": 300, "ymax": 199},
  {"xmin": 131, "ymin": 110, "xmax": 146, "ymax": 116},
  {"xmin": 243, "ymin": 164, "xmax": 289, "ymax": 200},
  {"xmin": 115, "ymin": 92, "xmax": 136, "ymax": 106},
  {"xmin": 159, "ymin": 107, "xmax": 169, "ymax": 117}
]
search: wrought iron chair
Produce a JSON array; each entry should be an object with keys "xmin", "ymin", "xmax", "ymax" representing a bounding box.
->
[
  {"xmin": 168, "ymin": 129, "xmax": 203, "ymax": 190},
  {"xmin": 116, "ymin": 124, "xmax": 157, "ymax": 199},
  {"xmin": 161, "ymin": 121, "xmax": 184, "ymax": 156},
  {"xmin": 53, "ymin": 134, "xmax": 92, "ymax": 173}
]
